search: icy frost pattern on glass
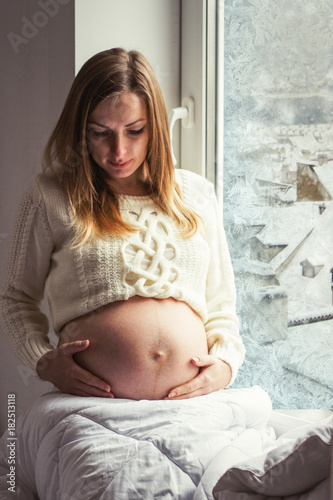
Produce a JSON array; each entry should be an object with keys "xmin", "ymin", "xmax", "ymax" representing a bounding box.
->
[{"xmin": 223, "ymin": 0, "xmax": 333, "ymax": 407}]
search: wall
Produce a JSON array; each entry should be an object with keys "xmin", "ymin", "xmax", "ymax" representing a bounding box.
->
[
  {"xmin": 0, "ymin": 0, "xmax": 75, "ymax": 434},
  {"xmin": 0, "ymin": 0, "xmax": 181, "ymax": 433}
]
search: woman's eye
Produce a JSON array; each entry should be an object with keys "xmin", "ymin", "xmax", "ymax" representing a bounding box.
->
[
  {"xmin": 90, "ymin": 130, "xmax": 108, "ymax": 138},
  {"xmin": 128, "ymin": 127, "xmax": 145, "ymax": 136}
]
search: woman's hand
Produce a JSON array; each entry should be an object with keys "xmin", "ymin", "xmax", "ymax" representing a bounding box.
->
[
  {"xmin": 36, "ymin": 340, "xmax": 115, "ymax": 398},
  {"xmin": 164, "ymin": 355, "xmax": 232, "ymax": 400}
]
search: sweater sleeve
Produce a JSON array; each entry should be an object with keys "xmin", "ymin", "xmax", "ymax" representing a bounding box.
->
[
  {"xmin": 0, "ymin": 178, "xmax": 55, "ymax": 374},
  {"xmin": 203, "ymin": 191, "xmax": 245, "ymax": 386}
]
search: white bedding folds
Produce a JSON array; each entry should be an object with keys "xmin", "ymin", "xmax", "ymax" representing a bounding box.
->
[{"xmin": 0, "ymin": 386, "xmax": 331, "ymax": 500}]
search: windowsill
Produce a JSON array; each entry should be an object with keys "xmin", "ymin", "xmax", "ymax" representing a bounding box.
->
[{"xmin": 274, "ymin": 409, "xmax": 332, "ymax": 422}]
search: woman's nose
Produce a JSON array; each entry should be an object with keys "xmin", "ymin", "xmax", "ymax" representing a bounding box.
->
[{"xmin": 110, "ymin": 134, "xmax": 127, "ymax": 159}]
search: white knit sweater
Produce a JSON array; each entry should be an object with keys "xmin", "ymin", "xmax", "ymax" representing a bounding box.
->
[{"xmin": 0, "ymin": 168, "xmax": 245, "ymax": 384}]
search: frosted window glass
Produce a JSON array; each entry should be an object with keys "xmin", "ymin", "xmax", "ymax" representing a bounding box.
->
[{"xmin": 222, "ymin": 0, "xmax": 333, "ymax": 408}]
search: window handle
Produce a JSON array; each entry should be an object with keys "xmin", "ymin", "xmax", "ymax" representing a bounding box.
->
[{"xmin": 168, "ymin": 97, "xmax": 194, "ymax": 166}]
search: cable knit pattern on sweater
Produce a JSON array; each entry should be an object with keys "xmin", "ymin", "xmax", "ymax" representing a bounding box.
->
[
  {"xmin": 121, "ymin": 209, "xmax": 180, "ymax": 296},
  {"xmin": 0, "ymin": 169, "xmax": 245, "ymax": 381}
]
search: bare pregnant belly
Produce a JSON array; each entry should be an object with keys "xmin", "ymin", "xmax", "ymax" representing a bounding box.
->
[{"xmin": 59, "ymin": 296, "xmax": 208, "ymax": 400}]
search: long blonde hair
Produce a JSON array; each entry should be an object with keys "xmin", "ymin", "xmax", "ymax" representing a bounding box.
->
[{"xmin": 43, "ymin": 48, "xmax": 201, "ymax": 245}]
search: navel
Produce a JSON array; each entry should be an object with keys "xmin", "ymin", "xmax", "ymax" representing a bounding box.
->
[{"xmin": 151, "ymin": 350, "xmax": 167, "ymax": 363}]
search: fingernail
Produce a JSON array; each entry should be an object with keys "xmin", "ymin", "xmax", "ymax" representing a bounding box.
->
[
  {"xmin": 192, "ymin": 357, "xmax": 200, "ymax": 363},
  {"xmin": 168, "ymin": 391, "xmax": 176, "ymax": 398}
]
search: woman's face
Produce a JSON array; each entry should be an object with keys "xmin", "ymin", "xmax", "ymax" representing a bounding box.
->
[{"xmin": 86, "ymin": 93, "xmax": 149, "ymax": 195}]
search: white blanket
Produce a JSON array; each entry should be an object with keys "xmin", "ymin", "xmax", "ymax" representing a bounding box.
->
[
  {"xmin": 213, "ymin": 415, "xmax": 332, "ymax": 500},
  {"xmin": 0, "ymin": 386, "xmax": 331, "ymax": 499},
  {"xmin": 0, "ymin": 386, "xmax": 278, "ymax": 500}
]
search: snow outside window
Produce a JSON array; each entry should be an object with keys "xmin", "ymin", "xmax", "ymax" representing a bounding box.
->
[{"xmin": 221, "ymin": 0, "xmax": 333, "ymax": 409}]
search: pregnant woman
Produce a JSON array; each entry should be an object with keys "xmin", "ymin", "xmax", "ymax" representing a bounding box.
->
[{"xmin": 0, "ymin": 48, "xmax": 245, "ymax": 401}]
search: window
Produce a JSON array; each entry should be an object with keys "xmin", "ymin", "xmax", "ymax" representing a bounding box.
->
[{"xmin": 219, "ymin": 0, "xmax": 333, "ymax": 408}]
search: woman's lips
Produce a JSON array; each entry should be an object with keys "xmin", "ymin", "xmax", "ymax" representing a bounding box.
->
[{"xmin": 108, "ymin": 160, "xmax": 131, "ymax": 168}]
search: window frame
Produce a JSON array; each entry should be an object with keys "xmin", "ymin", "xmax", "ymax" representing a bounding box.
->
[{"xmin": 180, "ymin": 0, "xmax": 219, "ymax": 191}]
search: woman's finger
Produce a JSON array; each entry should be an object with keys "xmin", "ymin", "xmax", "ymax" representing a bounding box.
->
[
  {"xmin": 166, "ymin": 372, "xmax": 208, "ymax": 399},
  {"xmin": 74, "ymin": 379, "xmax": 115, "ymax": 398},
  {"xmin": 166, "ymin": 358, "xmax": 231, "ymax": 400},
  {"xmin": 167, "ymin": 356, "xmax": 218, "ymax": 397},
  {"xmin": 58, "ymin": 339, "xmax": 90, "ymax": 356},
  {"xmin": 74, "ymin": 364, "xmax": 113, "ymax": 394},
  {"xmin": 164, "ymin": 386, "xmax": 208, "ymax": 400},
  {"xmin": 164, "ymin": 375, "xmax": 207, "ymax": 399},
  {"xmin": 190, "ymin": 355, "xmax": 216, "ymax": 367},
  {"xmin": 165, "ymin": 356, "xmax": 217, "ymax": 398}
]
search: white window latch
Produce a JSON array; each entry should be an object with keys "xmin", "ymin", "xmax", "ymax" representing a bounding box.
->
[{"xmin": 168, "ymin": 97, "xmax": 194, "ymax": 166}]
